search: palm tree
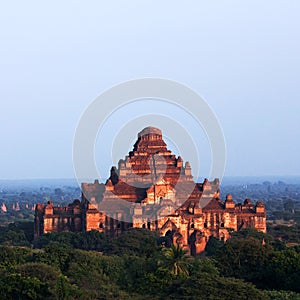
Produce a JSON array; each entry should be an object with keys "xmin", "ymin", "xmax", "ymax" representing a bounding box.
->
[{"xmin": 161, "ymin": 244, "xmax": 190, "ymax": 277}]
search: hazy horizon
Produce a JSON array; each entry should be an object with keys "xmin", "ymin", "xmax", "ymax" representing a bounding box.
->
[
  {"xmin": 1, "ymin": 1, "xmax": 299, "ymax": 179},
  {"xmin": 1, "ymin": 175, "xmax": 300, "ymax": 186}
]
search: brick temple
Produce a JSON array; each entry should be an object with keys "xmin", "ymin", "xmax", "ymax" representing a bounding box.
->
[{"xmin": 35, "ymin": 126, "xmax": 266, "ymax": 254}]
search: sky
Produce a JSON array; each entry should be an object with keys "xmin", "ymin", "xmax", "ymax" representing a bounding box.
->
[{"xmin": 0, "ymin": 1, "xmax": 299, "ymax": 180}]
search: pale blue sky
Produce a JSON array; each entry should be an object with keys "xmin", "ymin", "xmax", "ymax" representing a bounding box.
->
[{"xmin": 0, "ymin": 1, "xmax": 299, "ymax": 179}]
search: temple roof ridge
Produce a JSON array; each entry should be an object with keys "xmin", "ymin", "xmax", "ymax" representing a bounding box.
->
[{"xmin": 138, "ymin": 126, "xmax": 162, "ymax": 137}]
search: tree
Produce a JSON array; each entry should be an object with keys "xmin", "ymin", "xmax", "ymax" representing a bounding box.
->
[
  {"xmin": 161, "ymin": 244, "xmax": 190, "ymax": 277},
  {"xmin": 231, "ymin": 228, "xmax": 271, "ymax": 243},
  {"xmin": 55, "ymin": 275, "xmax": 70, "ymax": 300},
  {"xmin": 188, "ymin": 258, "xmax": 219, "ymax": 277},
  {"xmin": 0, "ymin": 273, "xmax": 50, "ymax": 300},
  {"xmin": 283, "ymin": 199, "xmax": 295, "ymax": 213},
  {"xmin": 16, "ymin": 262, "xmax": 60, "ymax": 297},
  {"xmin": 71, "ymin": 230, "xmax": 108, "ymax": 251},
  {"xmin": 205, "ymin": 236, "xmax": 224, "ymax": 256},
  {"xmin": 264, "ymin": 249, "xmax": 300, "ymax": 292},
  {"xmin": 167, "ymin": 274, "xmax": 269, "ymax": 300},
  {"xmin": 0, "ymin": 246, "xmax": 31, "ymax": 268},
  {"xmin": 33, "ymin": 242, "xmax": 73, "ymax": 272},
  {"xmin": 264, "ymin": 289, "xmax": 300, "ymax": 300},
  {"xmin": 65, "ymin": 250, "xmax": 129, "ymax": 299},
  {"xmin": 105, "ymin": 228, "xmax": 160, "ymax": 257},
  {"xmin": 215, "ymin": 236, "xmax": 272, "ymax": 284}
]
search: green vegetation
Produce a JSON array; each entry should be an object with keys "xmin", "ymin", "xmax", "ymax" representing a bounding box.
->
[
  {"xmin": 0, "ymin": 224, "xmax": 300, "ymax": 299},
  {"xmin": 1, "ymin": 180, "xmax": 300, "ymax": 298},
  {"xmin": 161, "ymin": 244, "xmax": 190, "ymax": 277}
]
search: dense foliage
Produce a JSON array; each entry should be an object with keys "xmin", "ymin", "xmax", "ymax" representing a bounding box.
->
[{"xmin": 0, "ymin": 223, "xmax": 299, "ymax": 299}]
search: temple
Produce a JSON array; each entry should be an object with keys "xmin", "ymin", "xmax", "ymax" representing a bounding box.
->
[{"xmin": 35, "ymin": 126, "xmax": 266, "ymax": 254}]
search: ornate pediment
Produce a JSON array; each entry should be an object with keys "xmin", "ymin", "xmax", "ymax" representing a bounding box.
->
[{"xmin": 161, "ymin": 218, "xmax": 177, "ymax": 232}]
